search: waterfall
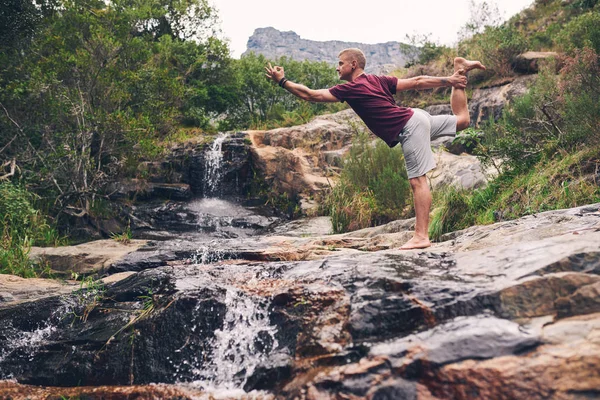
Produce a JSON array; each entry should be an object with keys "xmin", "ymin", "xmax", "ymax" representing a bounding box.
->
[
  {"xmin": 191, "ymin": 289, "xmax": 279, "ymax": 391},
  {"xmin": 203, "ymin": 133, "xmax": 228, "ymax": 198}
]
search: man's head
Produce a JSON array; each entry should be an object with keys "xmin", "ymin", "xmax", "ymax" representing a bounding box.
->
[{"xmin": 337, "ymin": 48, "xmax": 366, "ymax": 81}]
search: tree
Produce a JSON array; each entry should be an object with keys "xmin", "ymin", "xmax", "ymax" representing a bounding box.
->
[
  {"xmin": 0, "ymin": 0, "xmax": 221, "ymax": 222},
  {"xmin": 458, "ymin": 0, "xmax": 504, "ymax": 40}
]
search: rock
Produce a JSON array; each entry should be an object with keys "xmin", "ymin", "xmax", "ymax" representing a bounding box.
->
[
  {"xmin": 427, "ymin": 150, "xmax": 493, "ymax": 190},
  {"xmin": 108, "ymin": 180, "xmax": 191, "ymax": 201},
  {"xmin": 0, "ymin": 381, "xmax": 208, "ymax": 399},
  {"xmin": 423, "ymin": 313, "xmax": 600, "ymax": 400},
  {"xmin": 369, "ymin": 315, "xmax": 540, "ymax": 368},
  {"xmin": 29, "ymin": 239, "xmax": 148, "ymax": 276},
  {"xmin": 248, "ymin": 111, "xmax": 358, "ymax": 210},
  {"xmin": 244, "ymin": 27, "xmax": 411, "ymax": 73},
  {"xmin": 4, "ymin": 203, "xmax": 600, "ymax": 398},
  {"xmin": 512, "ymin": 51, "xmax": 560, "ymax": 74},
  {"xmin": 0, "ymin": 275, "xmax": 79, "ymax": 308},
  {"xmin": 425, "ymin": 75, "xmax": 536, "ymax": 129}
]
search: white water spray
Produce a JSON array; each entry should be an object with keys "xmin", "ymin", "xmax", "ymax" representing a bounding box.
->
[
  {"xmin": 203, "ymin": 133, "xmax": 228, "ymax": 197},
  {"xmin": 192, "ymin": 288, "xmax": 279, "ymax": 391}
]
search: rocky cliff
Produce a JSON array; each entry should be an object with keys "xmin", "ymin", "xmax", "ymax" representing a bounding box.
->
[{"xmin": 243, "ymin": 27, "xmax": 412, "ymax": 73}]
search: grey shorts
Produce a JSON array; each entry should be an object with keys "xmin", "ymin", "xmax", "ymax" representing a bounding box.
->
[{"xmin": 397, "ymin": 108, "xmax": 457, "ymax": 179}]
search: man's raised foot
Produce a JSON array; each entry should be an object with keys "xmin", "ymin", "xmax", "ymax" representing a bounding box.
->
[
  {"xmin": 399, "ymin": 235, "xmax": 432, "ymax": 250},
  {"xmin": 454, "ymin": 57, "xmax": 486, "ymax": 74}
]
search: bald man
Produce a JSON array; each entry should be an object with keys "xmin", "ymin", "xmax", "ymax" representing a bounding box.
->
[{"xmin": 265, "ymin": 48, "xmax": 485, "ymax": 250}]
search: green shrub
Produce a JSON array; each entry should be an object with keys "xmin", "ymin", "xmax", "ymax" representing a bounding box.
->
[
  {"xmin": 461, "ymin": 24, "xmax": 529, "ymax": 77},
  {"xmin": 430, "ymin": 147, "xmax": 600, "ymax": 240},
  {"xmin": 478, "ymin": 47, "xmax": 600, "ymax": 173},
  {"xmin": 556, "ymin": 11, "xmax": 600, "ymax": 55},
  {"xmin": 327, "ymin": 128, "xmax": 411, "ymax": 233},
  {"xmin": 0, "ymin": 181, "xmax": 61, "ymax": 277}
]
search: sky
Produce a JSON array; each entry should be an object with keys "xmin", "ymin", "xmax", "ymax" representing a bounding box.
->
[{"xmin": 209, "ymin": 0, "xmax": 534, "ymax": 58}]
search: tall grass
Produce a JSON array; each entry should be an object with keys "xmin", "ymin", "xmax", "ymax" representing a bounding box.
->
[
  {"xmin": 327, "ymin": 127, "xmax": 412, "ymax": 233},
  {"xmin": 0, "ymin": 182, "xmax": 62, "ymax": 277},
  {"xmin": 429, "ymin": 148, "xmax": 600, "ymax": 241}
]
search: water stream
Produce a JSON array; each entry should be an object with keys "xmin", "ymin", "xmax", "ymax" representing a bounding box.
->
[
  {"xmin": 203, "ymin": 133, "xmax": 227, "ymax": 198},
  {"xmin": 190, "ymin": 135, "xmax": 280, "ymax": 392}
]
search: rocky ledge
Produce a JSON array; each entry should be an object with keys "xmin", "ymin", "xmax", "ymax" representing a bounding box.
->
[{"xmin": 1, "ymin": 203, "xmax": 599, "ymax": 399}]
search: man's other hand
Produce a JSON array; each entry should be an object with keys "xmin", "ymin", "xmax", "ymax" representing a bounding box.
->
[
  {"xmin": 265, "ymin": 63, "xmax": 285, "ymax": 83},
  {"xmin": 449, "ymin": 71, "xmax": 467, "ymax": 89}
]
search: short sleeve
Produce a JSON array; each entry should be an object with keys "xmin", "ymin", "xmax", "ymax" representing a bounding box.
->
[
  {"xmin": 328, "ymin": 84, "xmax": 350, "ymax": 102},
  {"xmin": 381, "ymin": 75, "xmax": 398, "ymax": 94}
]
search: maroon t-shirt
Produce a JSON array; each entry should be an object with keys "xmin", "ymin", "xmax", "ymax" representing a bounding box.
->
[{"xmin": 328, "ymin": 74, "xmax": 413, "ymax": 147}]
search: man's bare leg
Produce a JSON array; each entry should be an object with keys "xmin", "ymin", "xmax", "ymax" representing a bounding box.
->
[
  {"xmin": 400, "ymin": 58, "xmax": 486, "ymax": 251},
  {"xmin": 400, "ymin": 175, "xmax": 432, "ymax": 250},
  {"xmin": 452, "ymin": 57, "xmax": 486, "ymax": 131}
]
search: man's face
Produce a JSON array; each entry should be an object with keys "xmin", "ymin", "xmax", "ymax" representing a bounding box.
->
[{"xmin": 336, "ymin": 54, "xmax": 354, "ymax": 81}]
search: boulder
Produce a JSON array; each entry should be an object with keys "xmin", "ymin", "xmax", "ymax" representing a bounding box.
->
[{"xmin": 512, "ymin": 51, "xmax": 560, "ymax": 74}]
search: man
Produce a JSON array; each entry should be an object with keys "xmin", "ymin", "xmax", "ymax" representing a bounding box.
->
[{"xmin": 265, "ymin": 48, "xmax": 485, "ymax": 250}]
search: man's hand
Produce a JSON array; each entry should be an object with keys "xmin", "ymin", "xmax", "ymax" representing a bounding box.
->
[
  {"xmin": 449, "ymin": 71, "xmax": 468, "ymax": 89},
  {"xmin": 265, "ymin": 63, "xmax": 285, "ymax": 83}
]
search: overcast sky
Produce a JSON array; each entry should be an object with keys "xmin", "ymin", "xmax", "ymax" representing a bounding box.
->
[{"xmin": 209, "ymin": 0, "xmax": 534, "ymax": 58}]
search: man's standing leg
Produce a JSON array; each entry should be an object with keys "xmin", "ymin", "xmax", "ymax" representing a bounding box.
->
[
  {"xmin": 400, "ymin": 57, "xmax": 485, "ymax": 250},
  {"xmin": 400, "ymin": 175, "xmax": 432, "ymax": 250}
]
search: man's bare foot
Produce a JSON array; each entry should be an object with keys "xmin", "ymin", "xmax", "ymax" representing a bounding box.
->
[
  {"xmin": 399, "ymin": 236, "xmax": 432, "ymax": 250},
  {"xmin": 454, "ymin": 57, "xmax": 486, "ymax": 74}
]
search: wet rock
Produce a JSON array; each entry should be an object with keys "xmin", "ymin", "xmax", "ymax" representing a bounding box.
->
[
  {"xmin": 108, "ymin": 179, "xmax": 192, "ymax": 201},
  {"xmin": 0, "ymin": 380, "xmax": 209, "ymax": 400},
  {"xmin": 28, "ymin": 239, "xmax": 148, "ymax": 276},
  {"xmin": 5, "ymin": 203, "xmax": 600, "ymax": 398},
  {"xmin": 556, "ymin": 280, "xmax": 600, "ymax": 319},
  {"xmin": 0, "ymin": 268, "xmax": 227, "ymax": 386},
  {"xmin": 422, "ymin": 313, "xmax": 600, "ymax": 400},
  {"xmin": 0, "ymin": 275, "xmax": 79, "ymax": 308},
  {"xmin": 370, "ymin": 315, "xmax": 540, "ymax": 369},
  {"xmin": 368, "ymin": 378, "xmax": 417, "ymax": 400}
]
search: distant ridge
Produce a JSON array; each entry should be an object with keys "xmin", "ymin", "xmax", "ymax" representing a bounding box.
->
[{"xmin": 243, "ymin": 27, "xmax": 412, "ymax": 73}]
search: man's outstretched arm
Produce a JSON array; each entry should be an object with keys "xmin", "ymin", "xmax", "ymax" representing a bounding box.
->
[
  {"xmin": 265, "ymin": 63, "xmax": 339, "ymax": 103},
  {"xmin": 396, "ymin": 70, "xmax": 467, "ymax": 92}
]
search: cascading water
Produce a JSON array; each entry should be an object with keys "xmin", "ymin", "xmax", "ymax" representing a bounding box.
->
[
  {"xmin": 190, "ymin": 288, "xmax": 279, "ymax": 392},
  {"xmin": 203, "ymin": 133, "xmax": 228, "ymax": 198},
  {"xmin": 187, "ymin": 134, "xmax": 281, "ymax": 394}
]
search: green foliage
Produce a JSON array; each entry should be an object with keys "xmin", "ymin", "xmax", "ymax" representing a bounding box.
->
[
  {"xmin": 110, "ymin": 223, "xmax": 132, "ymax": 244},
  {"xmin": 225, "ymin": 53, "xmax": 344, "ymax": 130},
  {"xmin": 460, "ymin": 24, "xmax": 529, "ymax": 77},
  {"xmin": 555, "ymin": 11, "xmax": 600, "ymax": 55},
  {"xmin": 430, "ymin": 148, "xmax": 600, "ymax": 240},
  {"xmin": 479, "ymin": 47, "xmax": 600, "ymax": 173},
  {"xmin": 452, "ymin": 128, "xmax": 482, "ymax": 153},
  {"xmin": 0, "ymin": 181, "xmax": 61, "ymax": 277},
  {"xmin": 327, "ymin": 126, "xmax": 411, "ymax": 233},
  {"xmin": 0, "ymin": 0, "xmax": 220, "ymax": 221},
  {"xmin": 400, "ymin": 33, "xmax": 451, "ymax": 67}
]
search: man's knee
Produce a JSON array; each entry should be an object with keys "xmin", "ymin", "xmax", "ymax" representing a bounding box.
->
[{"xmin": 409, "ymin": 175, "xmax": 428, "ymax": 190}]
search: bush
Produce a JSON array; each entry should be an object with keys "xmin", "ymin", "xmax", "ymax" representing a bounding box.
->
[
  {"xmin": 556, "ymin": 11, "xmax": 600, "ymax": 55},
  {"xmin": 460, "ymin": 24, "xmax": 529, "ymax": 77},
  {"xmin": 0, "ymin": 181, "xmax": 61, "ymax": 277},
  {"xmin": 478, "ymin": 47, "xmax": 600, "ymax": 173},
  {"xmin": 430, "ymin": 146, "xmax": 600, "ymax": 240},
  {"xmin": 327, "ymin": 127, "xmax": 411, "ymax": 233}
]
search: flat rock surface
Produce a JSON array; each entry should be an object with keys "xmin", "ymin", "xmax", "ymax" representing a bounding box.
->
[{"xmin": 29, "ymin": 239, "xmax": 148, "ymax": 275}]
